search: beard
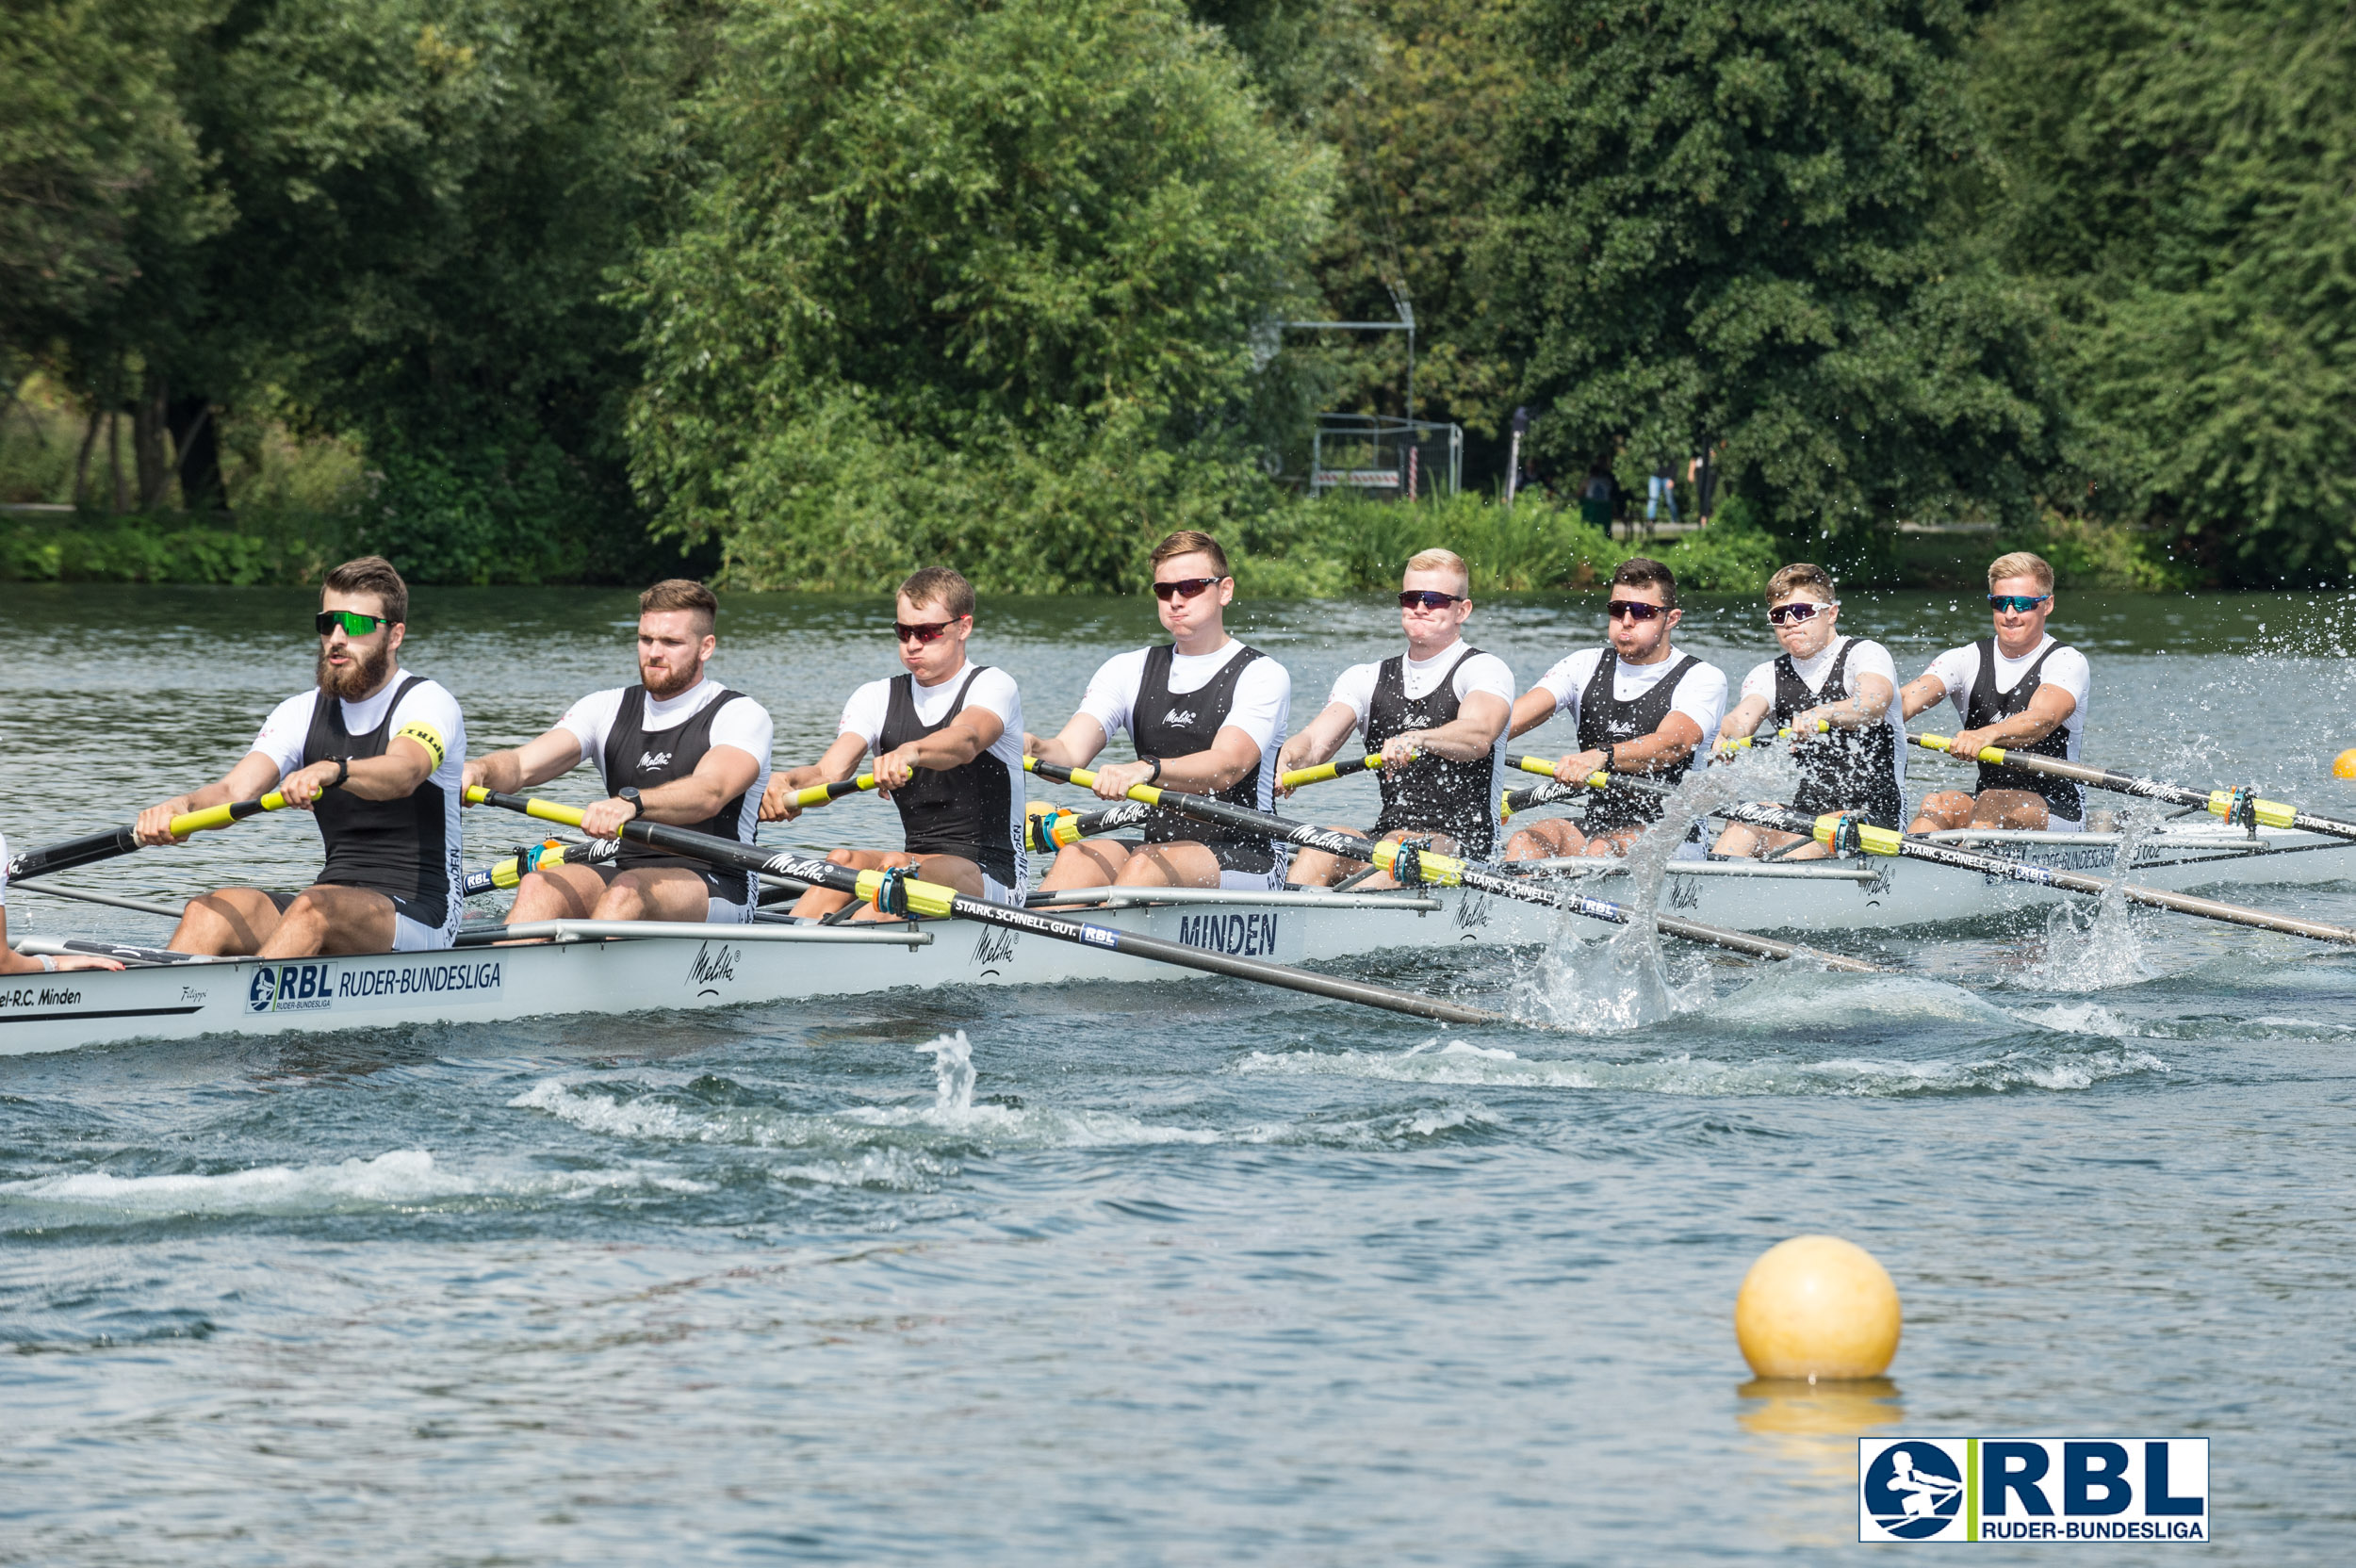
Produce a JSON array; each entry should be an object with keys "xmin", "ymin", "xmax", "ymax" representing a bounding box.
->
[
  {"xmin": 641, "ymin": 653, "xmax": 706, "ymax": 701},
  {"xmin": 317, "ymin": 636, "xmax": 394, "ymax": 702}
]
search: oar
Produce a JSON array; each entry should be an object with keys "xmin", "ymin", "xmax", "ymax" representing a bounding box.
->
[
  {"xmin": 1911, "ymin": 733, "xmax": 2356, "ymax": 842},
  {"xmin": 1025, "ymin": 800, "xmax": 1150, "ymax": 852},
  {"xmin": 1711, "ymin": 721, "xmax": 1825, "ymax": 756},
  {"xmin": 782, "ymin": 773, "xmax": 878, "ymax": 810},
  {"xmin": 461, "ymin": 837, "xmax": 621, "ymax": 897},
  {"xmin": 1023, "ymin": 759, "xmax": 1884, "ymax": 973},
  {"xmin": 466, "ymin": 787, "xmax": 1508, "ymax": 1026},
  {"xmin": 1279, "ymin": 754, "xmax": 1386, "ymax": 790},
  {"xmin": 4, "ymin": 792, "xmax": 307, "ymax": 882},
  {"xmin": 1524, "ymin": 757, "xmax": 2356, "ymax": 948}
]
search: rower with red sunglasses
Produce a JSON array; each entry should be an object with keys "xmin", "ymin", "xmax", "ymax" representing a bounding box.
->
[
  {"xmin": 761, "ymin": 566, "xmax": 1027, "ymax": 917},
  {"xmin": 1897, "ymin": 550, "xmax": 2091, "ymax": 833},
  {"xmin": 1025, "ymin": 530, "xmax": 1293, "ymax": 891},
  {"xmin": 1498, "ymin": 556, "xmax": 1727, "ymax": 859},
  {"xmin": 1709, "ymin": 562, "xmax": 1906, "ymax": 860},
  {"xmin": 133, "ymin": 555, "xmax": 469, "ymax": 956},
  {"xmin": 1276, "ymin": 548, "xmax": 1514, "ymax": 885}
]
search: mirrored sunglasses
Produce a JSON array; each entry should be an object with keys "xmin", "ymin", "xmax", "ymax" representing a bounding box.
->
[
  {"xmin": 1153, "ymin": 576, "xmax": 1225, "ymax": 602},
  {"xmin": 316, "ymin": 610, "xmax": 388, "ymax": 637},
  {"xmin": 1768, "ymin": 601, "xmax": 1836, "ymax": 626},
  {"xmin": 894, "ymin": 620, "xmax": 956, "ymax": 644},
  {"xmin": 1606, "ymin": 598, "xmax": 1665, "ymax": 622},
  {"xmin": 1988, "ymin": 593, "xmax": 2051, "ymax": 613},
  {"xmin": 1398, "ymin": 590, "xmax": 1466, "ymax": 611}
]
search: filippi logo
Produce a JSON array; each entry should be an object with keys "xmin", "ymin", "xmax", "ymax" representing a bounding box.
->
[{"xmin": 1858, "ymin": 1438, "xmax": 2209, "ymax": 1544}]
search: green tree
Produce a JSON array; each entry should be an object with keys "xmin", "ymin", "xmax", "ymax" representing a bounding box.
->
[
  {"xmin": 1974, "ymin": 0, "xmax": 2356, "ymax": 586},
  {"xmin": 1492, "ymin": 0, "xmax": 2060, "ymax": 548},
  {"xmin": 623, "ymin": 0, "xmax": 1334, "ymax": 592}
]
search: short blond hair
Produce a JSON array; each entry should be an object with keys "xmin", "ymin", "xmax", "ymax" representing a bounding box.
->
[
  {"xmin": 1764, "ymin": 562, "xmax": 1836, "ymax": 604},
  {"xmin": 1987, "ymin": 551, "xmax": 2054, "ymax": 592},
  {"xmin": 1403, "ymin": 547, "xmax": 1470, "ymax": 595}
]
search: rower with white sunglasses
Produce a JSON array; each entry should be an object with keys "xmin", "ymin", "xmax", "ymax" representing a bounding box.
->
[
  {"xmin": 1499, "ymin": 556, "xmax": 1728, "ymax": 859},
  {"xmin": 1709, "ymin": 562, "xmax": 1906, "ymax": 860}
]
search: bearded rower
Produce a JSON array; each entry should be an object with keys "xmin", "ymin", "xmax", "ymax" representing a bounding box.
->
[
  {"xmin": 761, "ymin": 567, "xmax": 1026, "ymax": 920},
  {"xmin": 1276, "ymin": 547, "xmax": 1513, "ymax": 887},
  {"xmin": 133, "ymin": 556, "xmax": 467, "ymax": 956},
  {"xmin": 1898, "ymin": 550, "xmax": 2092, "ymax": 832},
  {"xmin": 464, "ymin": 580, "xmax": 772, "ymax": 923},
  {"xmin": 1025, "ymin": 530, "xmax": 1292, "ymax": 890},
  {"xmin": 1500, "ymin": 557, "xmax": 1726, "ymax": 859},
  {"xmin": 1711, "ymin": 563, "xmax": 1905, "ymax": 859}
]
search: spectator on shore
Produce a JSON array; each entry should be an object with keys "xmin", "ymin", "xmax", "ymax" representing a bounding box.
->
[
  {"xmin": 1647, "ymin": 463, "xmax": 1680, "ymax": 527},
  {"xmin": 1580, "ymin": 464, "xmax": 1614, "ymax": 531}
]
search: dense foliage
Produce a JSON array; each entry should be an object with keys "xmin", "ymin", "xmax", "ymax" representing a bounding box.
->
[{"xmin": 3, "ymin": 0, "xmax": 2350, "ymax": 587}]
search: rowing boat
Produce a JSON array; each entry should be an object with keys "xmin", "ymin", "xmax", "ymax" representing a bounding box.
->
[{"xmin": 9, "ymin": 816, "xmax": 2351, "ymax": 1054}]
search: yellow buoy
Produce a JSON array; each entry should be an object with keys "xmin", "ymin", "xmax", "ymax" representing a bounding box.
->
[
  {"xmin": 2333, "ymin": 749, "xmax": 2356, "ymax": 780},
  {"xmin": 1735, "ymin": 1235, "xmax": 1902, "ymax": 1380}
]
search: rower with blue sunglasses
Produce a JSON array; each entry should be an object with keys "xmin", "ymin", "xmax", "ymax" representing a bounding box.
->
[
  {"xmin": 1499, "ymin": 557, "xmax": 1728, "ymax": 859},
  {"xmin": 1896, "ymin": 550, "xmax": 2092, "ymax": 833},
  {"xmin": 1709, "ymin": 562, "xmax": 1906, "ymax": 859},
  {"xmin": 1275, "ymin": 548, "xmax": 1515, "ymax": 886}
]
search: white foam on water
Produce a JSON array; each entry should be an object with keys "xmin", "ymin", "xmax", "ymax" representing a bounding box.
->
[
  {"xmin": 2034, "ymin": 808, "xmax": 2159, "ymax": 990},
  {"xmin": 1707, "ymin": 972, "xmax": 2021, "ymax": 1036},
  {"xmin": 1234, "ymin": 1043, "xmax": 2170, "ymax": 1097},
  {"xmin": 0, "ymin": 1149, "xmax": 712, "ymax": 1220}
]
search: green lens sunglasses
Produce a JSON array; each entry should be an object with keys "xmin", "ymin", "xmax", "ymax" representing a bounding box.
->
[{"xmin": 316, "ymin": 609, "xmax": 390, "ymax": 637}]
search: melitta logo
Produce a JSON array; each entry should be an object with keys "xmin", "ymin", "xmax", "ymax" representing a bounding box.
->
[
  {"xmin": 637, "ymin": 750, "xmax": 672, "ymax": 771},
  {"xmin": 1163, "ymin": 709, "xmax": 1199, "ymax": 727},
  {"xmin": 1859, "ymin": 1439, "xmax": 2209, "ymax": 1543}
]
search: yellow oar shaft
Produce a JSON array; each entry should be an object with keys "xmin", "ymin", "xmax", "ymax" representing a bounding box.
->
[
  {"xmin": 790, "ymin": 773, "xmax": 877, "ymax": 809},
  {"xmin": 169, "ymin": 791, "xmax": 295, "ymax": 837},
  {"xmin": 1278, "ymin": 755, "xmax": 1383, "ymax": 790},
  {"xmin": 1910, "ymin": 733, "xmax": 2337, "ymax": 837}
]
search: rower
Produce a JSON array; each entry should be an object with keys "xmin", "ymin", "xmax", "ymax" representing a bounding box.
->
[
  {"xmin": 1897, "ymin": 550, "xmax": 2091, "ymax": 832},
  {"xmin": 1711, "ymin": 563, "xmax": 1905, "ymax": 859},
  {"xmin": 761, "ymin": 567, "xmax": 1026, "ymax": 919},
  {"xmin": 1276, "ymin": 548, "xmax": 1513, "ymax": 886},
  {"xmin": 132, "ymin": 556, "xmax": 467, "ymax": 956},
  {"xmin": 1025, "ymin": 530, "xmax": 1293, "ymax": 890},
  {"xmin": 0, "ymin": 834, "xmax": 124, "ymax": 974},
  {"xmin": 463, "ymin": 580, "xmax": 772, "ymax": 924},
  {"xmin": 1500, "ymin": 557, "xmax": 1726, "ymax": 858}
]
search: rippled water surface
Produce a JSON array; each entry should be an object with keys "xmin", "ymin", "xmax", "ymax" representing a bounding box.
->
[{"xmin": 5, "ymin": 583, "xmax": 2356, "ymax": 1563}]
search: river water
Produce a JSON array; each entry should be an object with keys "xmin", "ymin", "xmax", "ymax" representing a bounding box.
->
[{"xmin": 3, "ymin": 583, "xmax": 2354, "ymax": 1563}]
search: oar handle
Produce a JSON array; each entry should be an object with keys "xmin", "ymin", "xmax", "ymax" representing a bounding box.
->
[
  {"xmin": 1506, "ymin": 753, "xmax": 1612, "ymax": 791},
  {"xmin": 463, "ymin": 838, "xmax": 616, "ymax": 896},
  {"xmin": 1278, "ymin": 755, "xmax": 1383, "ymax": 790},
  {"xmin": 1712, "ymin": 723, "xmax": 1821, "ymax": 755},
  {"xmin": 789, "ymin": 773, "xmax": 877, "ymax": 809}
]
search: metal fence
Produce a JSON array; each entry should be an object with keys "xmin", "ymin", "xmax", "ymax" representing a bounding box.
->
[{"xmin": 1308, "ymin": 416, "xmax": 1464, "ymax": 500}]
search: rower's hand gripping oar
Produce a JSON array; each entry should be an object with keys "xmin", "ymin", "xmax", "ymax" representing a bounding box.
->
[
  {"xmin": 464, "ymin": 786, "xmax": 1509, "ymax": 1026},
  {"xmin": 5, "ymin": 791, "xmax": 312, "ymax": 883},
  {"xmin": 1523, "ymin": 754, "xmax": 2356, "ymax": 948},
  {"xmin": 1023, "ymin": 758, "xmax": 1886, "ymax": 973},
  {"xmin": 461, "ymin": 837, "xmax": 621, "ymax": 897},
  {"xmin": 1279, "ymin": 754, "xmax": 1386, "ymax": 792},
  {"xmin": 1912, "ymin": 733, "xmax": 2356, "ymax": 842}
]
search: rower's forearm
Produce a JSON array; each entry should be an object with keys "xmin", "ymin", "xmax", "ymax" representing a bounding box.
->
[
  {"xmin": 339, "ymin": 755, "xmax": 432, "ymax": 800},
  {"xmin": 640, "ymin": 776, "xmax": 738, "ymax": 822},
  {"xmin": 1609, "ymin": 735, "xmax": 1694, "ymax": 774},
  {"xmin": 1157, "ymin": 750, "xmax": 1250, "ymax": 793},
  {"xmin": 1414, "ymin": 720, "xmax": 1500, "ymax": 762}
]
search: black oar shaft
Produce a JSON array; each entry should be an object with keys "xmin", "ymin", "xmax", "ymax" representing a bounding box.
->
[
  {"xmin": 1912, "ymin": 733, "xmax": 2356, "ymax": 843},
  {"xmin": 1025, "ymin": 760, "xmax": 1885, "ymax": 973},
  {"xmin": 6, "ymin": 825, "xmax": 139, "ymax": 882},
  {"xmin": 467, "ymin": 789, "xmax": 1508, "ymax": 1026}
]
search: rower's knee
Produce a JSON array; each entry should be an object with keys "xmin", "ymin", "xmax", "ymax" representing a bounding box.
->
[{"xmin": 1910, "ymin": 791, "xmax": 1973, "ymax": 832}]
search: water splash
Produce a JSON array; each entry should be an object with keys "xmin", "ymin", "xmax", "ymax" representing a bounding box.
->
[
  {"xmin": 2034, "ymin": 809, "xmax": 2156, "ymax": 990},
  {"xmin": 917, "ymin": 1030, "xmax": 976, "ymax": 1115},
  {"xmin": 1521, "ymin": 765, "xmax": 1747, "ymax": 1031}
]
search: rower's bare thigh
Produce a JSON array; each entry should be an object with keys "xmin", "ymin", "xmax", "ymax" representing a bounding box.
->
[
  {"xmin": 594, "ymin": 867, "xmax": 713, "ymax": 923},
  {"xmin": 1114, "ymin": 841, "xmax": 1222, "ymax": 889},
  {"xmin": 789, "ymin": 847, "xmax": 906, "ymax": 920},
  {"xmin": 260, "ymin": 885, "xmax": 398, "ymax": 958},
  {"xmin": 1325, "ymin": 827, "xmax": 1462, "ymax": 890},
  {"xmin": 1909, "ymin": 790, "xmax": 1976, "ymax": 833},
  {"xmin": 169, "ymin": 887, "xmax": 287, "ymax": 956},
  {"xmin": 1039, "ymin": 837, "xmax": 1131, "ymax": 890},
  {"xmin": 1286, "ymin": 825, "xmax": 1372, "ymax": 887},
  {"xmin": 1970, "ymin": 790, "xmax": 2051, "ymax": 830},
  {"xmin": 509, "ymin": 862, "xmax": 610, "ymax": 923},
  {"xmin": 1503, "ymin": 817, "xmax": 1586, "ymax": 860},
  {"xmin": 844, "ymin": 853, "xmax": 983, "ymax": 922}
]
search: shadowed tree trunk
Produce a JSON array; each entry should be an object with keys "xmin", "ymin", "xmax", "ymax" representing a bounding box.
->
[
  {"xmin": 135, "ymin": 375, "xmax": 172, "ymax": 508},
  {"xmin": 169, "ymin": 394, "xmax": 223, "ymax": 510}
]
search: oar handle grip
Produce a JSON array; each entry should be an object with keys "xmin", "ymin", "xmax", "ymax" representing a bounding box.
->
[
  {"xmin": 1023, "ymin": 755, "xmax": 1168, "ymax": 808},
  {"xmin": 1278, "ymin": 755, "xmax": 1383, "ymax": 790},
  {"xmin": 169, "ymin": 790, "xmax": 295, "ymax": 838},
  {"xmin": 1506, "ymin": 753, "xmax": 1612, "ymax": 791},
  {"xmin": 466, "ymin": 785, "xmax": 590, "ymax": 829},
  {"xmin": 1911, "ymin": 731, "xmax": 2006, "ymax": 765},
  {"xmin": 790, "ymin": 773, "xmax": 876, "ymax": 809}
]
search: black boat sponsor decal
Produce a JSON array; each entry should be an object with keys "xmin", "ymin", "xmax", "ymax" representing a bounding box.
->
[
  {"xmin": 1176, "ymin": 911, "xmax": 1280, "ymax": 956},
  {"xmin": 3, "ymin": 985, "xmax": 85, "ymax": 1009},
  {"xmin": 1452, "ymin": 890, "xmax": 1493, "ymax": 929},
  {"xmin": 688, "ymin": 941, "xmax": 740, "ymax": 997},
  {"xmin": 247, "ymin": 958, "xmax": 503, "ymax": 1014},
  {"xmin": 971, "ymin": 926, "xmax": 1019, "ymax": 968}
]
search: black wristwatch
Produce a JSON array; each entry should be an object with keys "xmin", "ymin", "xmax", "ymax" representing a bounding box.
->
[
  {"xmin": 330, "ymin": 756, "xmax": 350, "ymax": 789},
  {"xmin": 617, "ymin": 786, "xmax": 644, "ymax": 821},
  {"xmin": 1141, "ymin": 757, "xmax": 1163, "ymax": 783}
]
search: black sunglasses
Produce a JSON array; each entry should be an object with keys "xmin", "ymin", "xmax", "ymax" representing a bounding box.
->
[
  {"xmin": 1606, "ymin": 599, "xmax": 1665, "ymax": 622},
  {"xmin": 894, "ymin": 620, "xmax": 957, "ymax": 644},
  {"xmin": 316, "ymin": 610, "xmax": 389, "ymax": 637},
  {"xmin": 1153, "ymin": 576, "xmax": 1225, "ymax": 602},
  {"xmin": 1399, "ymin": 590, "xmax": 1466, "ymax": 611}
]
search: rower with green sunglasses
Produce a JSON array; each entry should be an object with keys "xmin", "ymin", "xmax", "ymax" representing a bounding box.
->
[
  {"xmin": 1498, "ymin": 556, "xmax": 1727, "ymax": 859},
  {"xmin": 1896, "ymin": 550, "xmax": 2092, "ymax": 833},
  {"xmin": 133, "ymin": 555, "xmax": 469, "ymax": 956},
  {"xmin": 1275, "ymin": 547, "xmax": 1514, "ymax": 886}
]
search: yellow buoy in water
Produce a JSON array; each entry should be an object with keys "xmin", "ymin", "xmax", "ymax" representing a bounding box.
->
[
  {"xmin": 1735, "ymin": 1235, "xmax": 1902, "ymax": 1380},
  {"xmin": 2333, "ymin": 749, "xmax": 2356, "ymax": 780}
]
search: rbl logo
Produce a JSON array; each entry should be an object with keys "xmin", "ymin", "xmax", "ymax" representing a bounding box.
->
[
  {"xmin": 247, "ymin": 961, "xmax": 334, "ymax": 1012},
  {"xmin": 1859, "ymin": 1438, "xmax": 2209, "ymax": 1544}
]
